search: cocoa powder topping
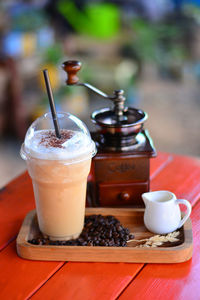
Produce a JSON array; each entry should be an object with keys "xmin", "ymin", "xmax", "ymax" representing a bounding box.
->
[{"xmin": 39, "ymin": 130, "xmax": 74, "ymax": 148}]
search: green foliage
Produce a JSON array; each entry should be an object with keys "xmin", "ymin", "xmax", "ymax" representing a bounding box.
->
[
  {"xmin": 57, "ymin": 0, "xmax": 120, "ymax": 39},
  {"xmin": 131, "ymin": 19, "xmax": 186, "ymax": 63},
  {"xmin": 12, "ymin": 9, "xmax": 47, "ymax": 32},
  {"xmin": 43, "ymin": 45, "xmax": 63, "ymax": 64}
]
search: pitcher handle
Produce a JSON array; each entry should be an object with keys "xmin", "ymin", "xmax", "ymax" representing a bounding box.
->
[{"xmin": 176, "ymin": 199, "xmax": 192, "ymax": 228}]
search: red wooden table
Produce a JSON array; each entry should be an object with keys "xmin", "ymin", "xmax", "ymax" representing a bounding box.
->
[{"xmin": 0, "ymin": 152, "xmax": 200, "ymax": 300}]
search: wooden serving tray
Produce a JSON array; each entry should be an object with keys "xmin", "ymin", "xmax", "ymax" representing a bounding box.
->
[{"xmin": 16, "ymin": 208, "xmax": 193, "ymax": 263}]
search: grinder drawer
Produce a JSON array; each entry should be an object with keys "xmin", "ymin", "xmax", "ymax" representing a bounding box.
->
[{"xmin": 98, "ymin": 182, "xmax": 148, "ymax": 207}]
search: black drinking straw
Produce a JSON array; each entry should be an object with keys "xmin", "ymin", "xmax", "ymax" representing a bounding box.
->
[{"xmin": 43, "ymin": 69, "xmax": 61, "ymax": 139}]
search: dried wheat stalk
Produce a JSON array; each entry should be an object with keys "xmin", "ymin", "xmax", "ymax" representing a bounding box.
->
[{"xmin": 127, "ymin": 231, "xmax": 180, "ymax": 248}]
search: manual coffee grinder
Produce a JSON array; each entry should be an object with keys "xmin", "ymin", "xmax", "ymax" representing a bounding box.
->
[{"xmin": 62, "ymin": 60, "xmax": 156, "ymax": 207}]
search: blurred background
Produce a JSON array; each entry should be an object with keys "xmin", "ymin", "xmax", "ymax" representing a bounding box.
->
[{"xmin": 0, "ymin": 0, "xmax": 200, "ymax": 187}]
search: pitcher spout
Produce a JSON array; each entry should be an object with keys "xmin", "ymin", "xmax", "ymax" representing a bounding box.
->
[{"xmin": 142, "ymin": 192, "xmax": 155, "ymax": 206}]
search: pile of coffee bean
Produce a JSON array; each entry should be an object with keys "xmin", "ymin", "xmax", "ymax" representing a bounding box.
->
[{"xmin": 28, "ymin": 214, "xmax": 134, "ymax": 247}]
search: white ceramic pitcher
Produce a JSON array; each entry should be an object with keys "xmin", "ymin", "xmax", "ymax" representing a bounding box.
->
[{"xmin": 142, "ymin": 191, "xmax": 192, "ymax": 234}]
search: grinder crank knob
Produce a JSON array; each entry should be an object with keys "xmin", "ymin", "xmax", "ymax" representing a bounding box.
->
[
  {"xmin": 119, "ymin": 192, "xmax": 130, "ymax": 202},
  {"xmin": 62, "ymin": 60, "xmax": 82, "ymax": 85}
]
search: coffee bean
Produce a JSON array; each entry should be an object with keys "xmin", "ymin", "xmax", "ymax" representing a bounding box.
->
[
  {"xmin": 113, "ymin": 232, "xmax": 119, "ymax": 238},
  {"xmin": 106, "ymin": 231, "xmax": 112, "ymax": 239},
  {"xmin": 100, "ymin": 240, "xmax": 106, "ymax": 246},
  {"xmin": 59, "ymin": 241, "xmax": 67, "ymax": 246},
  {"xmin": 49, "ymin": 241, "xmax": 57, "ymax": 245},
  {"xmin": 82, "ymin": 241, "xmax": 87, "ymax": 246},
  {"xmin": 122, "ymin": 241, "xmax": 127, "ymax": 247},
  {"xmin": 28, "ymin": 239, "xmax": 37, "ymax": 245},
  {"xmin": 116, "ymin": 225, "xmax": 123, "ymax": 232},
  {"xmin": 125, "ymin": 228, "xmax": 130, "ymax": 234},
  {"xmin": 115, "ymin": 240, "xmax": 120, "ymax": 246},
  {"xmin": 108, "ymin": 240, "xmax": 114, "ymax": 246}
]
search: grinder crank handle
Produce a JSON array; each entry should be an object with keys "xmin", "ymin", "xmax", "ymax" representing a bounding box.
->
[
  {"xmin": 62, "ymin": 60, "xmax": 111, "ymax": 98},
  {"xmin": 62, "ymin": 60, "xmax": 126, "ymax": 117}
]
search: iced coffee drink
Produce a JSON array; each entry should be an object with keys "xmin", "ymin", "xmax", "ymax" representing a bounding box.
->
[{"xmin": 21, "ymin": 112, "xmax": 96, "ymax": 240}]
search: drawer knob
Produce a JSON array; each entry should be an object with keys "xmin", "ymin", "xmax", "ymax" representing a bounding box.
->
[{"xmin": 119, "ymin": 192, "xmax": 130, "ymax": 202}]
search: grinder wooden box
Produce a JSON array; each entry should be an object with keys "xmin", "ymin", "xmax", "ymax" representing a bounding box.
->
[{"xmin": 89, "ymin": 130, "xmax": 156, "ymax": 207}]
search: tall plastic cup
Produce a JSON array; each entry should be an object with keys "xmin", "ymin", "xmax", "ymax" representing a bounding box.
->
[{"xmin": 21, "ymin": 112, "xmax": 96, "ymax": 240}]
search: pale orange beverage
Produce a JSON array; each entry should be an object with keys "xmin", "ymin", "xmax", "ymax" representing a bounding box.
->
[{"xmin": 21, "ymin": 112, "xmax": 96, "ymax": 240}]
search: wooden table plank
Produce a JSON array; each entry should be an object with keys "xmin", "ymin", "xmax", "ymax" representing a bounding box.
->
[
  {"xmin": 32, "ymin": 262, "xmax": 142, "ymax": 300},
  {"xmin": 151, "ymin": 154, "xmax": 200, "ymax": 206},
  {"xmin": 150, "ymin": 152, "xmax": 173, "ymax": 179},
  {"xmin": 0, "ymin": 172, "xmax": 35, "ymax": 251},
  {"xmin": 118, "ymin": 200, "xmax": 200, "ymax": 300},
  {"xmin": 0, "ymin": 241, "xmax": 64, "ymax": 300}
]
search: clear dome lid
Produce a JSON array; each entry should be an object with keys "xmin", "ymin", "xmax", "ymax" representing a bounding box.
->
[{"xmin": 21, "ymin": 112, "xmax": 96, "ymax": 162}]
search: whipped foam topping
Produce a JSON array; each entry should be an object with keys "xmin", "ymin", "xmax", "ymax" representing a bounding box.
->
[
  {"xmin": 39, "ymin": 130, "xmax": 74, "ymax": 149},
  {"xmin": 24, "ymin": 129, "xmax": 96, "ymax": 161}
]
